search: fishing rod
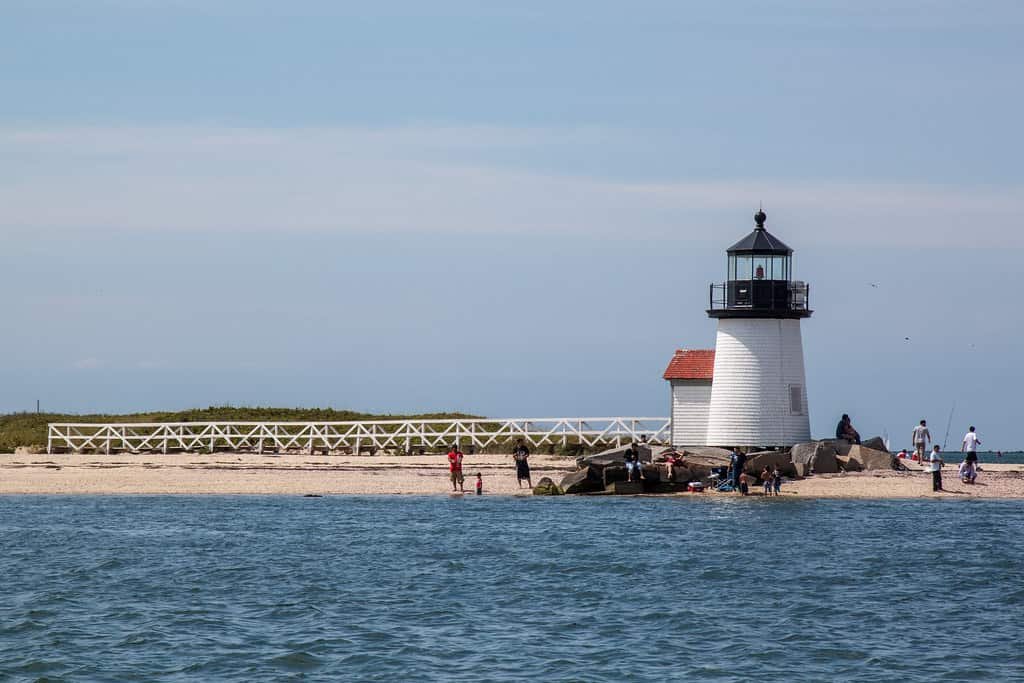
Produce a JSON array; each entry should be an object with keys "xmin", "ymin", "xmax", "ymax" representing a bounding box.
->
[{"xmin": 942, "ymin": 401, "xmax": 956, "ymax": 451}]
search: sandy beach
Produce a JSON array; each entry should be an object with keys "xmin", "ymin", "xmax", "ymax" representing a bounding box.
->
[
  {"xmin": 0, "ymin": 453, "xmax": 573, "ymax": 495},
  {"xmin": 1, "ymin": 452, "xmax": 1023, "ymax": 498}
]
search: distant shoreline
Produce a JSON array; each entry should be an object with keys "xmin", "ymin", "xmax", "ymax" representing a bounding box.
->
[{"xmin": 2, "ymin": 453, "xmax": 1022, "ymax": 498}]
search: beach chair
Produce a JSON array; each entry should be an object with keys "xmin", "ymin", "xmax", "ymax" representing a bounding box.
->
[{"xmin": 710, "ymin": 465, "xmax": 735, "ymax": 492}]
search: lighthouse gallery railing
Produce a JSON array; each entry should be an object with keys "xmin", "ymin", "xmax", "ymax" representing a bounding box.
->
[{"xmin": 708, "ymin": 280, "xmax": 810, "ymax": 312}]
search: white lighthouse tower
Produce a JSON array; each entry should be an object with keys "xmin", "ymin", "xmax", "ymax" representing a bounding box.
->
[{"xmin": 704, "ymin": 209, "xmax": 812, "ymax": 448}]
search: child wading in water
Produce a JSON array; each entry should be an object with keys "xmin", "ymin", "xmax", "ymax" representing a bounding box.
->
[
  {"xmin": 475, "ymin": 473, "xmax": 483, "ymax": 495},
  {"xmin": 772, "ymin": 466, "xmax": 782, "ymax": 496}
]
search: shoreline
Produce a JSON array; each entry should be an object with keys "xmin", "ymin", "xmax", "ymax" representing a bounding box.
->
[{"xmin": 2, "ymin": 453, "xmax": 1023, "ymax": 498}]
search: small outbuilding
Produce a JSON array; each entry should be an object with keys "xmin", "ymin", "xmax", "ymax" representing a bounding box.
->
[{"xmin": 662, "ymin": 349, "xmax": 715, "ymax": 447}]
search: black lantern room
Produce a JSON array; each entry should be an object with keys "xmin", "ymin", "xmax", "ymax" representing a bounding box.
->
[{"xmin": 707, "ymin": 209, "xmax": 811, "ymax": 318}]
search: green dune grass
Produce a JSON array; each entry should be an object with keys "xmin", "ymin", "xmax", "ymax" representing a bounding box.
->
[{"xmin": 0, "ymin": 407, "xmax": 479, "ymax": 452}]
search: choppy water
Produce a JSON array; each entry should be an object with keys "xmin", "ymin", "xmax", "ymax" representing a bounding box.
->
[{"xmin": 1, "ymin": 496, "xmax": 1023, "ymax": 682}]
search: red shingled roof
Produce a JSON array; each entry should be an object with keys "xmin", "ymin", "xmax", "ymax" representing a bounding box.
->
[{"xmin": 662, "ymin": 349, "xmax": 715, "ymax": 381}]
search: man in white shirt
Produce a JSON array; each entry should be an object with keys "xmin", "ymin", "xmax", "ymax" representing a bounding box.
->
[
  {"xmin": 928, "ymin": 445, "xmax": 944, "ymax": 492},
  {"xmin": 962, "ymin": 426, "xmax": 981, "ymax": 464},
  {"xmin": 912, "ymin": 420, "xmax": 931, "ymax": 462}
]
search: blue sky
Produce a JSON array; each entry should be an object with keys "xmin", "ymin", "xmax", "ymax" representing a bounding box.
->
[{"xmin": 2, "ymin": 1, "xmax": 1023, "ymax": 448}]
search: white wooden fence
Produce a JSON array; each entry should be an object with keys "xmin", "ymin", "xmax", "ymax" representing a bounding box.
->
[{"xmin": 47, "ymin": 417, "xmax": 670, "ymax": 454}]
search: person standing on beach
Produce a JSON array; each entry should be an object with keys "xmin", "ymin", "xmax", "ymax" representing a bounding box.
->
[
  {"xmin": 447, "ymin": 445, "xmax": 465, "ymax": 493},
  {"xmin": 511, "ymin": 440, "xmax": 532, "ymax": 488},
  {"xmin": 962, "ymin": 426, "xmax": 981, "ymax": 465},
  {"xmin": 928, "ymin": 444, "xmax": 944, "ymax": 492},
  {"xmin": 912, "ymin": 420, "xmax": 931, "ymax": 462},
  {"xmin": 729, "ymin": 450, "xmax": 747, "ymax": 493}
]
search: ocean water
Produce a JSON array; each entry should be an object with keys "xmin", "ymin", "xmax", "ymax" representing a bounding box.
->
[
  {"xmin": 1, "ymin": 496, "xmax": 1022, "ymax": 682},
  {"xmin": 937, "ymin": 451, "xmax": 1024, "ymax": 465}
]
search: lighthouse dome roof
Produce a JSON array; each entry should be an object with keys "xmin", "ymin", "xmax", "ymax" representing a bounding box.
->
[{"xmin": 726, "ymin": 209, "xmax": 793, "ymax": 255}]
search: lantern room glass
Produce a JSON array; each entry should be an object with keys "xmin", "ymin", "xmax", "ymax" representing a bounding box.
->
[{"xmin": 728, "ymin": 254, "xmax": 791, "ymax": 282}]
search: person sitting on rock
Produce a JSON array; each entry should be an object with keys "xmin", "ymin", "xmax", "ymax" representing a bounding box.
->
[
  {"xmin": 664, "ymin": 450, "xmax": 681, "ymax": 482},
  {"xmin": 624, "ymin": 443, "xmax": 642, "ymax": 483},
  {"xmin": 835, "ymin": 414, "xmax": 862, "ymax": 445}
]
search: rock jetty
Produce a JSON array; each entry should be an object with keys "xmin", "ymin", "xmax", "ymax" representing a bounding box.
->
[{"xmin": 543, "ymin": 438, "xmax": 908, "ymax": 495}]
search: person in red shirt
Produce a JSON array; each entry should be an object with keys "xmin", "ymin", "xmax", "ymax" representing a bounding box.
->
[{"xmin": 447, "ymin": 445, "xmax": 465, "ymax": 492}]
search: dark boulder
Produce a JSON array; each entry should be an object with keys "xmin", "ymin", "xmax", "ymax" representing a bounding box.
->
[
  {"xmin": 792, "ymin": 441, "xmax": 839, "ymax": 474},
  {"xmin": 657, "ymin": 463, "xmax": 697, "ymax": 484},
  {"xmin": 790, "ymin": 442, "xmax": 818, "ymax": 466},
  {"xmin": 744, "ymin": 450, "xmax": 792, "ymax": 475},
  {"xmin": 679, "ymin": 461, "xmax": 715, "ymax": 481},
  {"xmin": 639, "ymin": 465, "xmax": 663, "ymax": 492},
  {"xmin": 532, "ymin": 477, "xmax": 563, "ymax": 495},
  {"xmin": 641, "ymin": 464, "xmax": 662, "ymax": 482},
  {"xmin": 836, "ymin": 455, "xmax": 862, "ymax": 472},
  {"xmin": 812, "ymin": 446, "xmax": 839, "ymax": 474},
  {"xmin": 576, "ymin": 443, "xmax": 653, "ymax": 470},
  {"xmin": 559, "ymin": 467, "xmax": 603, "ymax": 494},
  {"xmin": 603, "ymin": 465, "xmax": 628, "ymax": 488},
  {"xmin": 678, "ymin": 448, "xmax": 731, "ymax": 477},
  {"xmin": 778, "ymin": 463, "xmax": 798, "ymax": 478},
  {"xmin": 577, "ymin": 455, "xmax": 618, "ymax": 470},
  {"xmin": 681, "ymin": 446, "xmax": 733, "ymax": 462},
  {"xmin": 651, "ymin": 481, "xmax": 690, "ymax": 493},
  {"xmin": 606, "ymin": 481, "xmax": 643, "ymax": 495},
  {"xmin": 861, "ymin": 436, "xmax": 888, "ymax": 453},
  {"xmin": 821, "ymin": 438, "xmax": 854, "ymax": 456},
  {"xmin": 849, "ymin": 445, "xmax": 896, "ymax": 471},
  {"xmin": 674, "ymin": 467, "xmax": 698, "ymax": 484}
]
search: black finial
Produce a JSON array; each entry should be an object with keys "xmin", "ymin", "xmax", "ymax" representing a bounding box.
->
[{"xmin": 754, "ymin": 206, "xmax": 766, "ymax": 229}]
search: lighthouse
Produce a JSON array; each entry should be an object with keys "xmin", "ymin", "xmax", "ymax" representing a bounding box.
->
[{"xmin": 703, "ymin": 209, "xmax": 812, "ymax": 448}]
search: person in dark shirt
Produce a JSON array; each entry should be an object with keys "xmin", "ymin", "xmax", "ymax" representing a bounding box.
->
[
  {"xmin": 730, "ymin": 450, "xmax": 747, "ymax": 492},
  {"xmin": 624, "ymin": 444, "xmax": 643, "ymax": 483},
  {"xmin": 512, "ymin": 440, "xmax": 532, "ymax": 488},
  {"xmin": 835, "ymin": 414, "xmax": 861, "ymax": 445}
]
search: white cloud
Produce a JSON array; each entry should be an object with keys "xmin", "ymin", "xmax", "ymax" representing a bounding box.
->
[{"xmin": 2, "ymin": 124, "xmax": 1021, "ymax": 247}]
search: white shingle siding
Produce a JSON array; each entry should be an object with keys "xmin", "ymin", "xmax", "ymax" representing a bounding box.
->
[
  {"xmin": 670, "ymin": 380, "xmax": 712, "ymax": 447},
  {"xmin": 705, "ymin": 318, "xmax": 811, "ymax": 447}
]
